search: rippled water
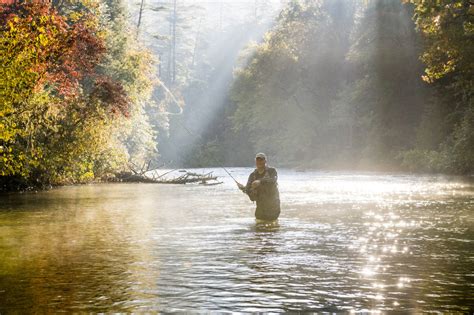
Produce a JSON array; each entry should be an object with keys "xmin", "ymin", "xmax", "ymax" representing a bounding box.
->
[{"xmin": 0, "ymin": 168, "xmax": 473, "ymax": 312}]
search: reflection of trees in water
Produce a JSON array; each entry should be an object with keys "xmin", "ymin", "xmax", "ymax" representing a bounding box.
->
[{"xmin": 0, "ymin": 187, "xmax": 159, "ymax": 312}]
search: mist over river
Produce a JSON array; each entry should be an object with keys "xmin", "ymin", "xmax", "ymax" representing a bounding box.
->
[{"xmin": 0, "ymin": 168, "xmax": 473, "ymax": 312}]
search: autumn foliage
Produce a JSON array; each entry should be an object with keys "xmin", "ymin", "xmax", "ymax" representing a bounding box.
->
[
  {"xmin": 1, "ymin": 2, "xmax": 128, "ymax": 109},
  {"xmin": 0, "ymin": 1, "xmax": 138, "ymax": 189}
]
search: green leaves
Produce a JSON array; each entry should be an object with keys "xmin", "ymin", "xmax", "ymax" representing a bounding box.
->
[
  {"xmin": 229, "ymin": 0, "xmax": 472, "ymax": 174},
  {"xmin": 0, "ymin": 1, "xmax": 157, "ymax": 189},
  {"xmin": 407, "ymin": 0, "xmax": 474, "ymax": 174}
]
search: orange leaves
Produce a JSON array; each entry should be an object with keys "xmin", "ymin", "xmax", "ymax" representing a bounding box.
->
[
  {"xmin": 0, "ymin": 1, "xmax": 131, "ymax": 180},
  {"xmin": 91, "ymin": 77, "xmax": 130, "ymax": 117},
  {"xmin": 1, "ymin": 2, "xmax": 128, "ymax": 115},
  {"xmin": 1, "ymin": 3, "xmax": 69, "ymax": 96}
]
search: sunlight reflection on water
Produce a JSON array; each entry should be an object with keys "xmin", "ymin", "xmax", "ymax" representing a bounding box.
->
[{"xmin": 0, "ymin": 168, "xmax": 473, "ymax": 312}]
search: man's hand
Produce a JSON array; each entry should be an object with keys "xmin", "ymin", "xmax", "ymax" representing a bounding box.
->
[
  {"xmin": 237, "ymin": 182, "xmax": 245, "ymax": 190},
  {"xmin": 251, "ymin": 180, "xmax": 261, "ymax": 189}
]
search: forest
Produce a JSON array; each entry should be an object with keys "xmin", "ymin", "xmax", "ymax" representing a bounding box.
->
[{"xmin": 1, "ymin": 0, "xmax": 473, "ymax": 190}]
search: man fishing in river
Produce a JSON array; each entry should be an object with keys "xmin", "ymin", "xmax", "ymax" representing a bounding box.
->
[{"xmin": 237, "ymin": 153, "xmax": 280, "ymax": 221}]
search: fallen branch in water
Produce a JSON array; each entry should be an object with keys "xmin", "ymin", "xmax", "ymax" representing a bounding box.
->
[
  {"xmin": 155, "ymin": 171, "xmax": 222, "ymax": 185},
  {"xmin": 116, "ymin": 167, "xmax": 223, "ymax": 185}
]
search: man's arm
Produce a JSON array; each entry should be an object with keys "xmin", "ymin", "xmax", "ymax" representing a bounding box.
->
[
  {"xmin": 244, "ymin": 172, "xmax": 254, "ymax": 193},
  {"xmin": 242, "ymin": 172, "xmax": 257, "ymax": 201},
  {"xmin": 261, "ymin": 168, "xmax": 278, "ymax": 185}
]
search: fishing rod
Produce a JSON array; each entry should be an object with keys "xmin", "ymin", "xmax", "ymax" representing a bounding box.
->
[{"xmin": 221, "ymin": 165, "xmax": 240, "ymax": 185}]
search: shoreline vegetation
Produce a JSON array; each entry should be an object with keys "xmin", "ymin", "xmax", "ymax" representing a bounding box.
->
[
  {"xmin": 0, "ymin": 1, "xmax": 158, "ymax": 192},
  {"xmin": 1, "ymin": 0, "xmax": 473, "ymax": 193}
]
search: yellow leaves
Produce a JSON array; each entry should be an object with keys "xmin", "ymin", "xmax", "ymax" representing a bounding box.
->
[
  {"xmin": 0, "ymin": 1, "xmax": 151, "ymax": 186},
  {"xmin": 464, "ymin": 20, "xmax": 474, "ymax": 36},
  {"xmin": 68, "ymin": 11, "xmax": 82, "ymax": 23},
  {"xmin": 7, "ymin": 21, "xmax": 15, "ymax": 32},
  {"xmin": 39, "ymin": 15, "xmax": 51, "ymax": 24},
  {"xmin": 79, "ymin": 171, "xmax": 95, "ymax": 182},
  {"xmin": 421, "ymin": 74, "xmax": 433, "ymax": 83},
  {"xmin": 0, "ymin": 148, "xmax": 28, "ymax": 177},
  {"xmin": 84, "ymin": 16, "xmax": 99, "ymax": 30},
  {"xmin": 97, "ymin": 30, "xmax": 108, "ymax": 40},
  {"xmin": 38, "ymin": 33, "xmax": 49, "ymax": 47}
]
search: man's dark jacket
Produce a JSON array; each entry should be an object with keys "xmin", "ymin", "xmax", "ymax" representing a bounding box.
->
[{"xmin": 243, "ymin": 166, "xmax": 280, "ymax": 220}]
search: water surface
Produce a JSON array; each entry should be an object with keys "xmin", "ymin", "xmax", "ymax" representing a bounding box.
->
[{"xmin": 1, "ymin": 169, "xmax": 473, "ymax": 312}]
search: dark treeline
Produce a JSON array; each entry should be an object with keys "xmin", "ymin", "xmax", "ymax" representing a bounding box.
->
[{"xmin": 186, "ymin": 0, "xmax": 473, "ymax": 174}]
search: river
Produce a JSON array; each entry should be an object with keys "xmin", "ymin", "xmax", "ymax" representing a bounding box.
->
[{"xmin": 0, "ymin": 168, "xmax": 473, "ymax": 312}]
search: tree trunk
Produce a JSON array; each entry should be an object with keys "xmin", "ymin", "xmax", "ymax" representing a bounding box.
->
[
  {"xmin": 136, "ymin": 0, "xmax": 145, "ymax": 39},
  {"xmin": 171, "ymin": 0, "xmax": 177, "ymax": 84}
]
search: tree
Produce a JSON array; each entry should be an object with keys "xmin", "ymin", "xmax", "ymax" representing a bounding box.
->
[
  {"xmin": 0, "ymin": 0, "xmax": 158, "ymax": 190},
  {"xmin": 230, "ymin": 0, "xmax": 358, "ymax": 167},
  {"xmin": 404, "ymin": 0, "xmax": 474, "ymax": 173},
  {"xmin": 342, "ymin": 0, "xmax": 429, "ymax": 168}
]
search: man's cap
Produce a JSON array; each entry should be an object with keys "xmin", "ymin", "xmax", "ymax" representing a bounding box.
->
[{"xmin": 255, "ymin": 152, "xmax": 267, "ymax": 160}]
